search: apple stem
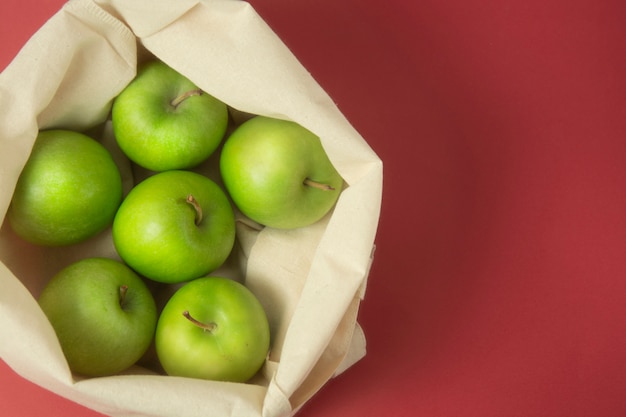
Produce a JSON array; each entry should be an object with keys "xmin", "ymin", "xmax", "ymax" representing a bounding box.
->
[
  {"xmin": 119, "ymin": 285, "xmax": 128, "ymax": 306},
  {"xmin": 170, "ymin": 89, "xmax": 203, "ymax": 109},
  {"xmin": 183, "ymin": 311, "xmax": 217, "ymax": 333},
  {"xmin": 303, "ymin": 178, "xmax": 335, "ymax": 191},
  {"xmin": 186, "ymin": 194, "xmax": 203, "ymax": 226}
]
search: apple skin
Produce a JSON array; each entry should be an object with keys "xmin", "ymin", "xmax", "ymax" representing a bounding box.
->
[
  {"xmin": 111, "ymin": 60, "xmax": 229, "ymax": 172},
  {"xmin": 38, "ymin": 257, "xmax": 158, "ymax": 377},
  {"xmin": 7, "ymin": 129, "xmax": 123, "ymax": 246},
  {"xmin": 155, "ymin": 276, "xmax": 270, "ymax": 382},
  {"xmin": 112, "ymin": 170, "xmax": 236, "ymax": 284},
  {"xmin": 219, "ymin": 116, "xmax": 343, "ymax": 229}
]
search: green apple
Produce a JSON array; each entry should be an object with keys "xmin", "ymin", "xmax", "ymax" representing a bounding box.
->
[
  {"xmin": 112, "ymin": 170, "xmax": 236, "ymax": 284},
  {"xmin": 111, "ymin": 60, "xmax": 229, "ymax": 172},
  {"xmin": 155, "ymin": 276, "xmax": 270, "ymax": 382},
  {"xmin": 7, "ymin": 129, "xmax": 123, "ymax": 246},
  {"xmin": 219, "ymin": 116, "xmax": 343, "ymax": 229},
  {"xmin": 38, "ymin": 257, "xmax": 157, "ymax": 377}
]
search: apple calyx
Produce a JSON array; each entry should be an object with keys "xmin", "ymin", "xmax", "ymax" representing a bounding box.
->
[
  {"xmin": 170, "ymin": 89, "xmax": 204, "ymax": 109},
  {"xmin": 303, "ymin": 178, "xmax": 335, "ymax": 191},
  {"xmin": 186, "ymin": 194, "xmax": 203, "ymax": 226},
  {"xmin": 182, "ymin": 310, "xmax": 217, "ymax": 333}
]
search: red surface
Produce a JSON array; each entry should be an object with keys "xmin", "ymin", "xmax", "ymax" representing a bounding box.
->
[{"xmin": 3, "ymin": 0, "xmax": 626, "ymax": 416}]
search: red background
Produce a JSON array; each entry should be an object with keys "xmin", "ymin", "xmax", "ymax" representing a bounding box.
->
[{"xmin": 3, "ymin": 0, "xmax": 626, "ymax": 416}]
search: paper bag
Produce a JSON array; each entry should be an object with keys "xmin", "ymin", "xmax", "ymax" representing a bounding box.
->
[{"xmin": 0, "ymin": 1, "xmax": 383, "ymax": 416}]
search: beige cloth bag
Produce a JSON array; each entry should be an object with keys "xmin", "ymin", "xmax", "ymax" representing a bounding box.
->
[{"xmin": 0, "ymin": 1, "xmax": 383, "ymax": 416}]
